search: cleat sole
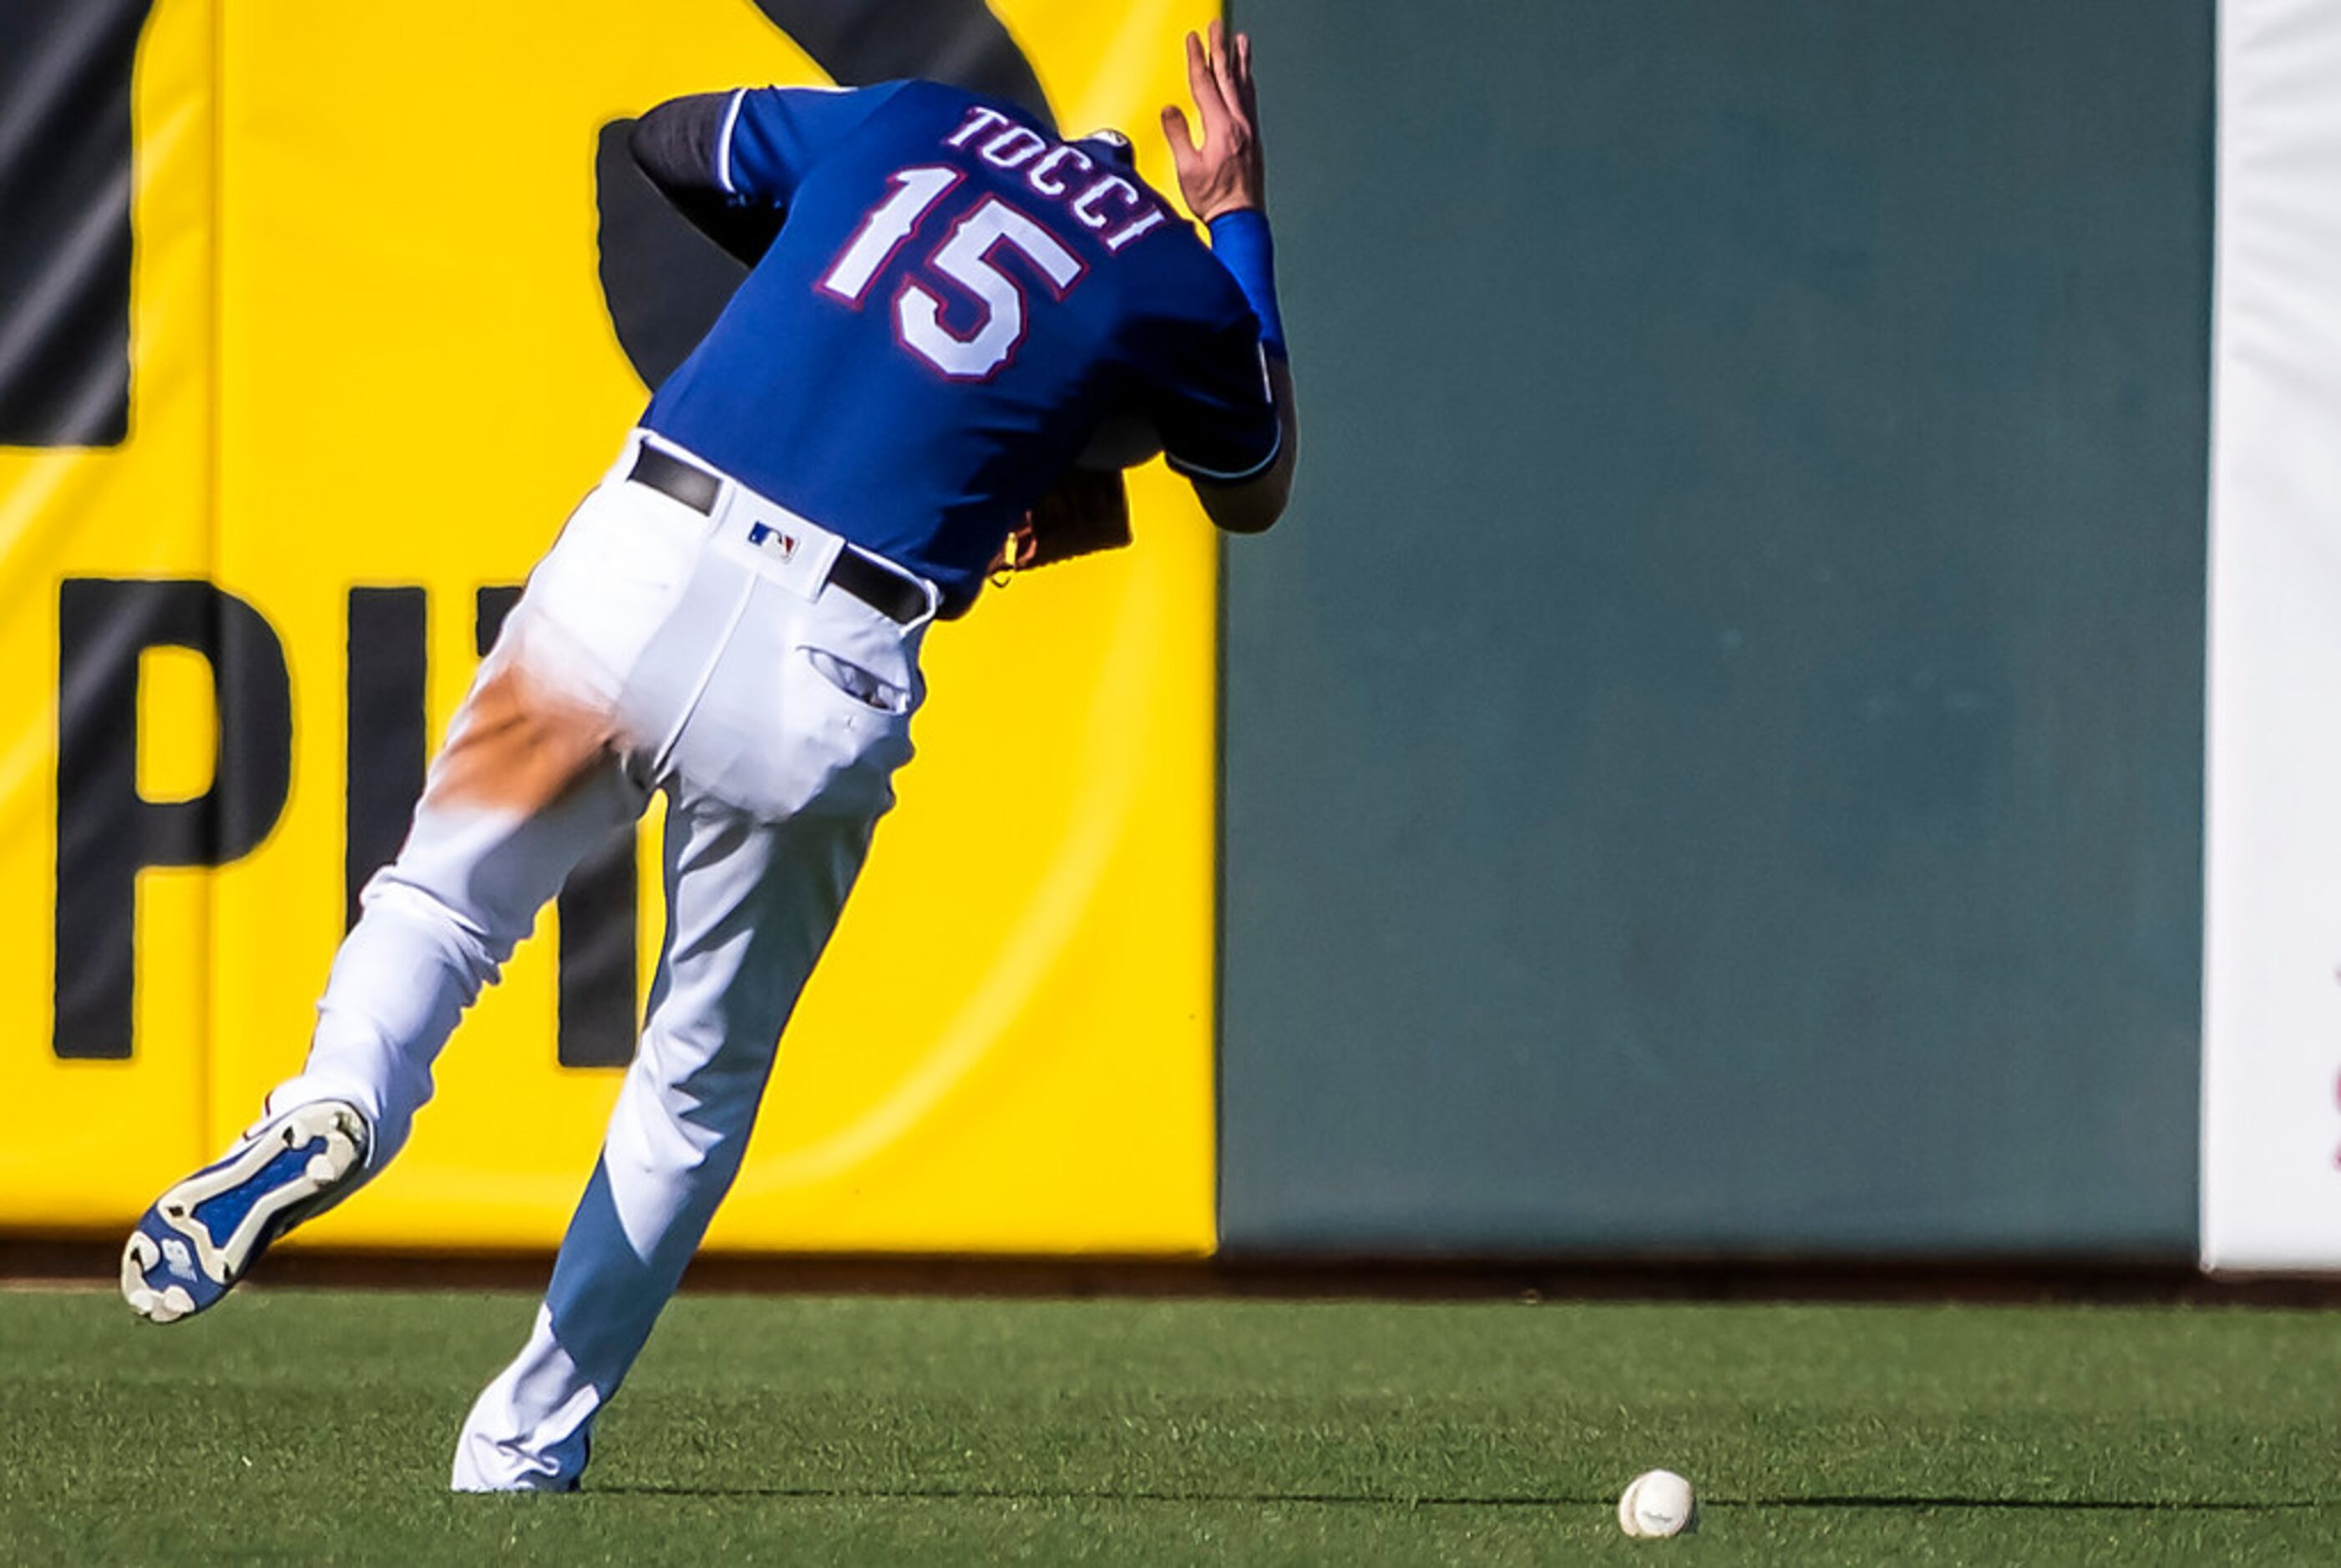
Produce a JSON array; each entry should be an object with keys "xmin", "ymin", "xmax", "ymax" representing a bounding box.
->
[{"xmin": 120, "ymin": 1100, "xmax": 368, "ymax": 1324}]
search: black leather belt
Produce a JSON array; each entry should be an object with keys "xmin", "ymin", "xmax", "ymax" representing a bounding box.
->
[{"xmin": 627, "ymin": 444, "xmax": 926, "ymax": 625}]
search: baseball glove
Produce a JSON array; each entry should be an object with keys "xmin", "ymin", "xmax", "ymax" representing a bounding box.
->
[{"xmin": 991, "ymin": 466, "xmax": 1133, "ymax": 580}]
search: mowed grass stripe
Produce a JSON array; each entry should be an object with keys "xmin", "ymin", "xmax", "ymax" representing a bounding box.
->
[{"xmin": 5, "ymin": 1289, "xmax": 2341, "ymax": 1564}]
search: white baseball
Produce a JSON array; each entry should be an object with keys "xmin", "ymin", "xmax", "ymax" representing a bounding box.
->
[{"xmin": 1617, "ymin": 1469, "xmax": 1698, "ymax": 1538}]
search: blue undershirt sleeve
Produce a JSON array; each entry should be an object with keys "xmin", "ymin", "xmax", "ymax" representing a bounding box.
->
[{"xmin": 1205, "ymin": 210, "xmax": 1287, "ymax": 359}]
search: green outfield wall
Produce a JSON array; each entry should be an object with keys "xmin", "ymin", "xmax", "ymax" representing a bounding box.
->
[{"xmin": 1219, "ymin": 0, "xmax": 2217, "ymax": 1256}]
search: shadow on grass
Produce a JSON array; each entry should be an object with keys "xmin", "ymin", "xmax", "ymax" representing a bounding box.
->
[{"xmin": 584, "ymin": 1484, "xmax": 2328, "ymax": 1512}]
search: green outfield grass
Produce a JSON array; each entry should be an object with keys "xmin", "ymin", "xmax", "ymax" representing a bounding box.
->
[{"xmin": 4, "ymin": 1286, "xmax": 2340, "ymax": 1564}]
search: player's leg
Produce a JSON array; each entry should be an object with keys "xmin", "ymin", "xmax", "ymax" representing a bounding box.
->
[
  {"xmin": 120, "ymin": 461, "xmax": 706, "ymax": 1323},
  {"xmin": 449, "ymin": 789, "xmax": 879, "ymax": 1490},
  {"xmin": 268, "ymin": 625, "xmax": 651, "ymax": 1170},
  {"xmin": 451, "ymin": 569, "xmax": 925, "ymax": 1490},
  {"xmin": 123, "ymin": 604, "xmax": 653, "ymax": 1323}
]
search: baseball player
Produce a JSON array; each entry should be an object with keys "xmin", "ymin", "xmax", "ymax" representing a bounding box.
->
[{"xmin": 119, "ymin": 23, "xmax": 1293, "ymax": 1494}]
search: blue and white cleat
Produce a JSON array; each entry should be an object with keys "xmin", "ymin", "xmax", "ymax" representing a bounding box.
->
[{"xmin": 121, "ymin": 1100, "xmax": 371, "ymax": 1323}]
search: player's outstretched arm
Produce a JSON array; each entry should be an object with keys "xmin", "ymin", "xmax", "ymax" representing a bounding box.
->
[{"xmin": 1163, "ymin": 23, "xmax": 1297, "ymax": 535}]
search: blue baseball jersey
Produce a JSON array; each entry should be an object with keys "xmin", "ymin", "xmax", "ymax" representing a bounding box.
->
[{"xmin": 641, "ymin": 80, "xmax": 1280, "ymax": 614}]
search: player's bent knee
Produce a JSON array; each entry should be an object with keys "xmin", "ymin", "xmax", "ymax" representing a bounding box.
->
[{"xmin": 355, "ymin": 876, "xmax": 514, "ymax": 983}]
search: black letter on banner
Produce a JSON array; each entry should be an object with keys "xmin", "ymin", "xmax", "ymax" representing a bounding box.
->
[
  {"xmin": 0, "ymin": 0, "xmax": 155, "ymax": 447},
  {"xmin": 55, "ymin": 579, "xmax": 292, "ymax": 1059},
  {"xmin": 345, "ymin": 588, "xmax": 428, "ymax": 929},
  {"xmin": 476, "ymin": 586, "xmax": 638, "ymax": 1069},
  {"xmin": 557, "ymin": 843, "xmax": 640, "ymax": 1070}
]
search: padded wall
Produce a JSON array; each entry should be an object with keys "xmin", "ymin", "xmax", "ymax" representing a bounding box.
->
[{"xmin": 1220, "ymin": 0, "xmax": 2215, "ymax": 1256}]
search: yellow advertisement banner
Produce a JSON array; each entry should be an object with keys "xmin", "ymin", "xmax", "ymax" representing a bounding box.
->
[{"xmin": 6, "ymin": 0, "xmax": 1219, "ymax": 1257}]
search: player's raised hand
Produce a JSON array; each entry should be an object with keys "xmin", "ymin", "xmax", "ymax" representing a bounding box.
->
[{"xmin": 1161, "ymin": 20, "xmax": 1264, "ymax": 221}]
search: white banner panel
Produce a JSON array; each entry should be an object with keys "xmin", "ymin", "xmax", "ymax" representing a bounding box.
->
[{"xmin": 2204, "ymin": 0, "xmax": 2341, "ymax": 1269}]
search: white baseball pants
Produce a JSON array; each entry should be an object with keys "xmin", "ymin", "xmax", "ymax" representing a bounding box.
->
[{"xmin": 262, "ymin": 432, "xmax": 932, "ymax": 1491}]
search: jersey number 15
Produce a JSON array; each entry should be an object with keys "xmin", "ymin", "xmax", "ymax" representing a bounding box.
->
[{"xmin": 818, "ymin": 165, "xmax": 1086, "ymax": 381}]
